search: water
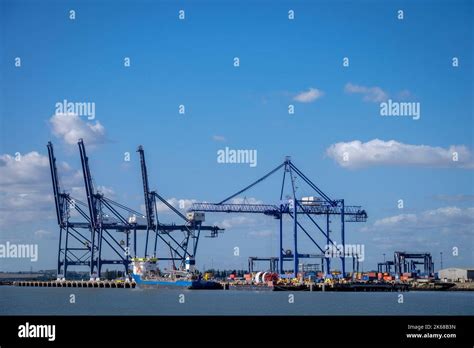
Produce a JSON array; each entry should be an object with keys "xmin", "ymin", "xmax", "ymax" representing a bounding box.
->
[{"xmin": 1, "ymin": 287, "xmax": 472, "ymax": 315}]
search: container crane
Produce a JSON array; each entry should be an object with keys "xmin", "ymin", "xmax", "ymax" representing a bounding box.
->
[
  {"xmin": 137, "ymin": 145, "xmax": 223, "ymax": 270},
  {"xmin": 77, "ymin": 139, "xmax": 149, "ymax": 279},
  {"xmin": 394, "ymin": 251, "xmax": 434, "ymax": 276},
  {"xmin": 189, "ymin": 157, "xmax": 367, "ymax": 276},
  {"xmin": 48, "ymin": 142, "xmax": 97, "ymax": 279}
]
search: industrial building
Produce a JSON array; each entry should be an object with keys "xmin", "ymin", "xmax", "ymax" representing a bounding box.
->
[{"xmin": 438, "ymin": 268, "xmax": 474, "ymax": 282}]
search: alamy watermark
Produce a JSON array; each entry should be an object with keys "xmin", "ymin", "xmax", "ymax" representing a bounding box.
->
[
  {"xmin": 380, "ymin": 99, "xmax": 420, "ymax": 120},
  {"xmin": 217, "ymin": 147, "xmax": 257, "ymax": 167},
  {"xmin": 324, "ymin": 242, "xmax": 365, "ymax": 262},
  {"xmin": 0, "ymin": 242, "xmax": 38, "ymax": 262},
  {"xmin": 18, "ymin": 322, "xmax": 55, "ymax": 341},
  {"xmin": 55, "ymin": 99, "xmax": 95, "ymax": 120}
]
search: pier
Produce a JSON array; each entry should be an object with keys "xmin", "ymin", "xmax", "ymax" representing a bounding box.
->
[{"xmin": 13, "ymin": 280, "xmax": 136, "ymax": 288}]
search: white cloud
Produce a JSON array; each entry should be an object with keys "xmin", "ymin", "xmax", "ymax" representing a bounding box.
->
[
  {"xmin": 344, "ymin": 83, "xmax": 388, "ymax": 103},
  {"xmin": 212, "ymin": 135, "xmax": 226, "ymax": 142},
  {"xmin": 34, "ymin": 229, "xmax": 54, "ymax": 239},
  {"xmin": 0, "ymin": 152, "xmax": 49, "ymax": 187},
  {"xmin": 369, "ymin": 206, "xmax": 474, "ymax": 231},
  {"xmin": 50, "ymin": 113, "xmax": 106, "ymax": 146},
  {"xmin": 326, "ymin": 139, "xmax": 474, "ymax": 169},
  {"xmin": 96, "ymin": 185, "xmax": 115, "ymax": 198},
  {"xmin": 0, "ymin": 151, "xmax": 81, "ymax": 228},
  {"xmin": 218, "ymin": 215, "xmax": 257, "ymax": 229},
  {"xmin": 397, "ymin": 89, "xmax": 412, "ymax": 100},
  {"xmin": 433, "ymin": 194, "xmax": 474, "ymax": 202},
  {"xmin": 248, "ymin": 229, "xmax": 273, "ymax": 238},
  {"xmin": 361, "ymin": 207, "xmax": 474, "ymax": 249},
  {"xmin": 293, "ymin": 88, "xmax": 324, "ymax": 103},
  {"xmin": 229, "ymin": 197, "xmax": 263, "ymax": 204}
]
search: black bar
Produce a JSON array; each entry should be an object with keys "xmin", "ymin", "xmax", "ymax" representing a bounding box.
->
[{"xmin": 0, "ymin": 316, "xmax": 472, "ymax": 346}]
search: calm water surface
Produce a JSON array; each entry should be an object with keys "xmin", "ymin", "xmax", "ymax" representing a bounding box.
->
[{"xmin": 1, "ymin": 287, "xmax": 472, "ymax": 315}]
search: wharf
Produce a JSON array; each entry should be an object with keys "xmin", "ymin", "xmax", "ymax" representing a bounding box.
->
[{"xmin": 13, "ymin": 280, "xmax": 136, "ymax": 288}]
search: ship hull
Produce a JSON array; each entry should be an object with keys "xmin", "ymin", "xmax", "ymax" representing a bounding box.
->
[{"xmin": 132, "ymin": 274, "xmax": 222, "ymax": 290}]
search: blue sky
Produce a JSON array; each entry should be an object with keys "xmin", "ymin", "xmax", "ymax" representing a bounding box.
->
[{"xmin": 0, "ymin": 0, "xmax": 473, "ymax": 273}]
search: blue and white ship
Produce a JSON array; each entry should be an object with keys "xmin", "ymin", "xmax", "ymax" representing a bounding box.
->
[{"xmin": 131, "ymin": 257, "xmax": 222, "ymax": 290}]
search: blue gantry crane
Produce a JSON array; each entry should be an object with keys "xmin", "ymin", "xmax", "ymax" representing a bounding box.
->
[
  {"xmin": 47, "ymin": 141, "xmax": 93, "ymax": 279},
  {"xmin": 377, "ymin": 261, "xmax": 395, "ymax": 273},
  {"xmin": 48, "ymin": 139, "xmax": 151, "ymax": 279},
  {"xmin": 394, "ymin": 251, "xmax": 434, "ymax": 276},
  {"xmin": 77, "ymin": 139, "xmax": 149, "ymax": 278},
  {"xmin": 137, "ymin": 145, "xmax": 223, "ymax": 270},
  {"xmin": 49, "ymin": 143, "xmax": 364, "ymax": 278},
  {"xmin": 48, "ymin": 140, "xmax": 223, "ymax": 279},
  {"xmin": 189, "ymin": 157, "xmax": 367, "ymax": 276}
]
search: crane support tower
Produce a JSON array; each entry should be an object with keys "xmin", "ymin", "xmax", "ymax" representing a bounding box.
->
[
  {"xmin": 136, "ymin": 145, "xmax": 223, "ymax": 270},
  {"xmin": 189, "ymin": 158, "xmax": 367, "ymax": 276},
  {"xmin": 394, "ymin": 251, "xmax": 434, "ymax": 276},
  {"xmin": 48, "ymin": 140, "xmax": 149, "ymax": 279}
]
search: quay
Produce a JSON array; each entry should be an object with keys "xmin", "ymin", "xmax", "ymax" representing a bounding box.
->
[{"xmin": 13, "ymin": 280, "xmax": 136, "ymax": 288}]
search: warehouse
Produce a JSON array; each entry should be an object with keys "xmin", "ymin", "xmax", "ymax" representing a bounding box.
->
[{"xmin": 438, "ymin": 268, "xmax": 474, "ymax": 282}]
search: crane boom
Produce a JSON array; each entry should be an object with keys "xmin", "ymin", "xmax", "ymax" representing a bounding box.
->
[
  {"xmin": 47, "ymin": 141, "xmax": 65, "ymax": 226},
  {"xmin": 189, "ymin": 202, "xmax": 367, "ymax": 221},
  {"xmin": 137, "ymin": 145, "xmax": 155, "ymax": 229},
  {"xmin": 78, "ymin": 138, "xmax": 98, "ymax": 227}
]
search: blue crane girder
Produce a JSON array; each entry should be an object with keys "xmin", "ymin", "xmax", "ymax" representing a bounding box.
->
[{"xmin": 189, "ymin": 202, "xmax": 367, "ymax": 222}]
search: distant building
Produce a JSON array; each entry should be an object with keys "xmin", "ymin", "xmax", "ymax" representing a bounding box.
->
[
  {"xmin": 438, "ymin": 268, "xmax": 474, "ymax": 282},
  {"xmin": 0, "ymin": 273, "xmax": 43, "ymax": 281}
]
